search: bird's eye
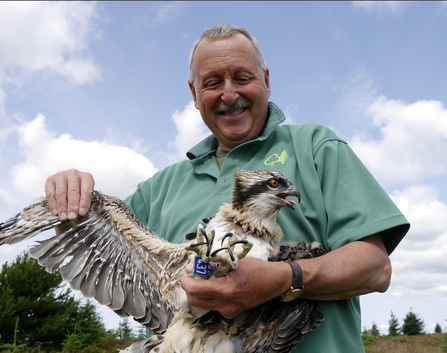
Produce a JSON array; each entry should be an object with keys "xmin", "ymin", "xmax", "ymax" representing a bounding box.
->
[{"xmin": 269, "ymin": 179, "xmax": 279, "ymax": 188}]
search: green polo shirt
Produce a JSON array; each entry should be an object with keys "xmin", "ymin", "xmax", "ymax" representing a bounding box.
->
[{"xmin": 125, "ymin": 102, "xmax": 409, "ymax": 353}]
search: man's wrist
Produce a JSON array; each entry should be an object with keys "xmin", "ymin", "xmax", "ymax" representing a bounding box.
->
[{"xmin": 280, "ymin": 261, "xmax": 304, "ymax": 302}]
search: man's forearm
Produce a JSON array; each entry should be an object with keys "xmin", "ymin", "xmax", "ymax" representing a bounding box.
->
[{"xmin": 297, "ymin": 233, "xmax": 391, "ymax": 301}]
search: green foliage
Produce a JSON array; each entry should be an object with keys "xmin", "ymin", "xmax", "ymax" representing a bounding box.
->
[
  {"xmin": 78, "ymin": 336, "xmax": 129, "ymax": 353},
  {"xmin": 0, "ymin": 253, "xmax": 81, "ymax": 348},
  {"xmin": 402, "ymin": 309, "xmax": 425, "ymax": 336},
  {"xmin": 0, "ymin": 318, "xmax": 27, "ymax": 353},
  {"xmin": 135, "ymin": 326, "xmax": 147, "ymax": 340},
  {"xmin": 74, "ymin": 300, "xmax": 106, "ymax": 347},
  {"xmin": 62, "ymin": 323, "xmax": 84, "ymax": 353},
  {"xmin": 435, "ymin": 323, "xmax": 442, "ymax": 334},
  {"xmin": 388, "ymin": 311, "xmax": 401, "ymax": 336},
  {"xmin": 116, "ymin": 319, "xmax": 134, "ymax": 343},
  {"xmin": 362, "ymin": 327, "xmax": 379, "ymax": 346},
  {"xmin": 371, "ymin": 322, "xmax": 380, "ymax": 338}
]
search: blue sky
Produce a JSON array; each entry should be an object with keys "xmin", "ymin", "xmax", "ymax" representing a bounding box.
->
[{"xmin": 1, "ymin": 1, "xmax": 446, "ymax": 335}]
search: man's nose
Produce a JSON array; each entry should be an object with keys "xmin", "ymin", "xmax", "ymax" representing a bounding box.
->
[{"xmin": 221, "ymin": 79, "xmax": 239, "ymax": 105}]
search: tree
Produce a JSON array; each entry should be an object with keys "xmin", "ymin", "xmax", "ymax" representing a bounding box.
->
[
  {"xmin": 135, "ymin": 325, "xmax": 147, "ymax": 340},
  {"xmin": 402, "ymin": 309, "xmax": 425, "ymax": 336},
  {"xmin": 116, "ymin": 319, "xmax": 134, "ymax": 343},
  {"xmin": 435, "ymin": 323, "xmax": 442, "ymax": 333},
  {"xmin": 388, "ymin": 311, "xmax": 401, "ymax": 336},
  {"xmin": 371, "ymin": 322, "xmax": 380, "ymax": 338},
  {"xmin": 0, "ymin": 253, "xmax": 79, "ymax": 348},
  {"xmin": 75, "ymin": 300, "xmax": 107, "ymax": 346}
]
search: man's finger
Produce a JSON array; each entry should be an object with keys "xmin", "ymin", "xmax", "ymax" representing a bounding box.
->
[
  {"xmin": 66, "ymin": 169, "xmax": 82, "ymax": 220},
  {"xmin": 45, "ymin": 177, "xmax": 58, "ymax": 216},
  {"xmin": 78, "ymin": 172, "xmax": 94, "ymax": 216},
  {"xmin": 54, "ymin": 171, "xmax": 69, "ymax": 221}
]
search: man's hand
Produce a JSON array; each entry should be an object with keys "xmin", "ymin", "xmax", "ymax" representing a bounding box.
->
[
  {"xmin": 181, "ymin": 234, "xmax": 391, "ymax": 318},
  {"xmin": 181, "ymin": 257, "xmax": 292, "ymax": 319},
  {"xmin": 45, "ymin": 169, "xmax": 95, "ymax": 221}
]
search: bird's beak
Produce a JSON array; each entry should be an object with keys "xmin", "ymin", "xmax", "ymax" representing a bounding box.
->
[{"xmin": 277, "ymin": 187, "xmax": 301, "ymax": 210}]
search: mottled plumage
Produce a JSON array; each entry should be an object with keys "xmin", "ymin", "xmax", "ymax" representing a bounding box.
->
[{"xmin": 0, "ymin": 169, "xmax": 326, "ymax": 353}]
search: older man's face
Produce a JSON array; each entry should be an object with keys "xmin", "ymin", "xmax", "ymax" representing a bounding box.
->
[{"xmin": 189, "ymin": 33, "xmax": 271, "ymax": 152}]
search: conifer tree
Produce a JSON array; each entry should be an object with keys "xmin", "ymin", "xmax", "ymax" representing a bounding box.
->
[
  {"xmin": 75, "ymin": 300, "xmax": 107, "ymax": 346},
  {"xmin": 402, "ymin": 309, "xmax": 425, "ymax": 336},
  {"xmin": 0, "ymin": 253, "xmax": 79, "ymax": 348},
  {"xmin": 371, "ymin": 322, "xmax": 380, "ymax": 337},
  {"xmin": 435, "ymin": 323, "xmax": 442, "ymax": 334},
  {"xmin": 388, "ymin": 311, "xmax": 401, "ymax": 336}
]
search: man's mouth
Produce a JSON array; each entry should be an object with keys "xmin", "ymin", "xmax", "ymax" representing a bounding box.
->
[
  {"xmin": 214, "ymin": 100, "xmax": 252, "ymax": 116},
  {"xmin": 219, "ymin": 107, "xmax": 247, "ymax": 116}
]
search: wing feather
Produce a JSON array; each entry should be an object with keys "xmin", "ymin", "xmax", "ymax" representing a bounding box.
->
[{"xmin": 0, "ymin": 191, "xmax": 191, "ymax": 333}]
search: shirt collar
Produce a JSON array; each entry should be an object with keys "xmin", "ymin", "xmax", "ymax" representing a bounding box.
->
[{"xmin": 186, "ymin": 101, "xmax": 286, "ymax": 160}]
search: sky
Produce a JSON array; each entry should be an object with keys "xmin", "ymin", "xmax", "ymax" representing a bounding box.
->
[{"xmin": 0, "ymin": 1, "xmax": 446, "ymax": 336}]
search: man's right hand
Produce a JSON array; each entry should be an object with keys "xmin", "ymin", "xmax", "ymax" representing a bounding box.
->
[{"xmin": 45, "ymin": 169, "xmax": 95, "ymax": 222}]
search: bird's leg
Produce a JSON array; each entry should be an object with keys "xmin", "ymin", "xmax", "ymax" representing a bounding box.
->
[
  {"xmin": 184, "ymin": 224, "xmax": 215, "ymax": 261},
  {"xmin": 209, "ymin": 233, "xmax": 253, "ymax": 277},
  {"xmin": 184, "ymin": 224, "xmax": 217, "ymax": 278}
]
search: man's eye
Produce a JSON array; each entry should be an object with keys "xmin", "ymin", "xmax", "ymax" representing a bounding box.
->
[{"xmin": 205, "ymin": 81, "xmax": 220, "ymax": 87}]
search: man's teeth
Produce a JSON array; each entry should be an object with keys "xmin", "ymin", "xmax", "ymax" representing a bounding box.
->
[{"xmin": 221, "ymin": 107, "xmax": 245, "ymax": 116}]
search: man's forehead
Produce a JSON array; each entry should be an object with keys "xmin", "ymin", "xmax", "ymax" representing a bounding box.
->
[
  {"xmin": 193, "ymin": 34, "xmax": 260, "ymax": 77},
  {"xmin": 195, "ymin": 33, "xmax": 255, "ymax": 54}
]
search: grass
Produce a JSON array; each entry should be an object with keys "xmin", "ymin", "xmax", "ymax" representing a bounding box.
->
[{"xmin": 364, "ymin": 333, "xmax": 447, "ymax": 353}]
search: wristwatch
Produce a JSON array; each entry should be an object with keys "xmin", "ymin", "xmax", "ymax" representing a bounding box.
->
[{"xmin": 280, "ymin": 261, "xmax": 304, "ymax": 302}]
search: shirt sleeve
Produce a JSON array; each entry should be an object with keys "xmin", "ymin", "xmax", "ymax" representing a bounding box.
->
[
  {"xmin": 314, "ymin": 139, "xmax": 410, "ymax": 254},
  {"xmin": 124, "ymin": 182, "xmax": 151, "ymax": 226}
]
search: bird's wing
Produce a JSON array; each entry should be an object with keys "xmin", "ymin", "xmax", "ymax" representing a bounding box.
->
[{"xmin": 0, "ymin": 191, "xmax": 191, "ymax": 333}]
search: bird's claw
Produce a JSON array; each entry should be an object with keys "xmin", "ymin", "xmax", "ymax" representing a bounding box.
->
[
  {"xmin": 184, "ymin": 224, "xmax": 215, "ymax": 261},
  {"xmin": 185, "ymin": 225, "xmax": 253, "ymax": 276},
  {"xmin": 210, "ymin": 233, "xmax": 252, "ymax": 274}
]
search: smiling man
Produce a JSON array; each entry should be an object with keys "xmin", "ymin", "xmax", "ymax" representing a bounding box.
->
[
  {"xmin": 188, "ymin": 32, "xmax": 271, "ymax": 151},
  {"xmin": 45, "ymin": 24, "xmax": 410, "ymax": 352}
]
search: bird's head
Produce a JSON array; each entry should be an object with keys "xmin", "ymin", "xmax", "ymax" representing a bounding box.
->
[{"xmin": 231, "ymin": 169, "xmax": 301, "ymax": 213}]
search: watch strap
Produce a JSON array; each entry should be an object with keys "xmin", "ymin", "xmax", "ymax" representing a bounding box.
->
[{"xmin": 286, "ymin": 261, "xmax": 303, "ymax": 290}]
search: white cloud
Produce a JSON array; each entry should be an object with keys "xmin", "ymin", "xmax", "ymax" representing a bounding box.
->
[
  {"xmin": 388, "ymin": 185, "xmax": 447, "ymax": 294},
  {"xmin": 0, "ymin": 1, "xmax": 101, "ymax": 108},
  {"xmin": 0, "ymin": 188, "xmax": 18, "ymax": 209},
  {"xmin": 349, "ymin": 97, "xmax": 447, "ymax": 187},
  {"xmin": 352, "ymin": 1, "xmax": 409, "ymax": 15},
  {"xmin": 168, "ymin": 101, "xmax": 210, "ymax": 160},
  {"xmin": 11, "ymin": 114, "xmax": 157, "ymax": 199}
]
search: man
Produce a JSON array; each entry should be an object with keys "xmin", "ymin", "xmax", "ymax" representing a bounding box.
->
[{"xmin": 45, "ymin": 24, "xmax": 410, "ymax": 352}]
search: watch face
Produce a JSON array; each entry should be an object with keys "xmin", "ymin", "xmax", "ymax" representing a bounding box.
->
[{"xmin": 281, "ymin": 288, "xmax": 303, "ymax": 302}]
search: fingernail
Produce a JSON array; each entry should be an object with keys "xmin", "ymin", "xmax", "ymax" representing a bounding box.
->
[
  {"xmin": 68, "ymin": 212, "xmax": 76, "ymax": 220},
  {"xmin": 52, "ymin": 209, "xmax": 58, "ymax": 216},
  {"xmin": 79, "ymin": 208, "xmax": 86, "ymax": 216},
  {"xmin": 60, "ymin": 213, "xmax": 67, "ymax": 220}
]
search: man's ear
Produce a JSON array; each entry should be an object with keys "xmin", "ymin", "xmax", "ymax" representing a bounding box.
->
[
  {"xmin": 188, "ymin": 80, "xmax": 199, "ymax": 109},
  {"xmin": 264, "ymin": 67, "xmax": 271, "ymax": 98}
]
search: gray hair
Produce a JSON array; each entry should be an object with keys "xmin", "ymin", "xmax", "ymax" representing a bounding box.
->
[{"xmin": 188, "ymin": 24, "xmax": 267, "ymax": 83}]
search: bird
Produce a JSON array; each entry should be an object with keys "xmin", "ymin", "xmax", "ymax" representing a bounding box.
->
[{"xmin": 0, "ymin": 169, "xmax": 326, "ymax": 353}]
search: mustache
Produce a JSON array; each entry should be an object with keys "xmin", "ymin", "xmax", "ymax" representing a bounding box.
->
[{"xmin": 214, "ymin": 99, "xmax": 252, "ymax": 114}]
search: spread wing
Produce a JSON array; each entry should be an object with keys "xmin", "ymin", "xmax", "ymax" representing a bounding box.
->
[{"xmin": 0, "ymin": 191, "xmax": 191, "ymax": 333}]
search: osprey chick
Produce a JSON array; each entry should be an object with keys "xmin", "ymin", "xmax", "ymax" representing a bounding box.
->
[{"xmin": 0, "ymin": 169, "xmax": 325, "ymax": 353}]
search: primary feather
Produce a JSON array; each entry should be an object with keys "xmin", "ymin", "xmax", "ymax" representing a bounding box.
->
[{"xmin": 0, "ymin": 169, "xmax": 326, "ymax": 353}]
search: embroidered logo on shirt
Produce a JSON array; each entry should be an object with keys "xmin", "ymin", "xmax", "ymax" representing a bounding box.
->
[{"xmin": 264, "ymin": 150, "xmax": 288, "ymax": 166}]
